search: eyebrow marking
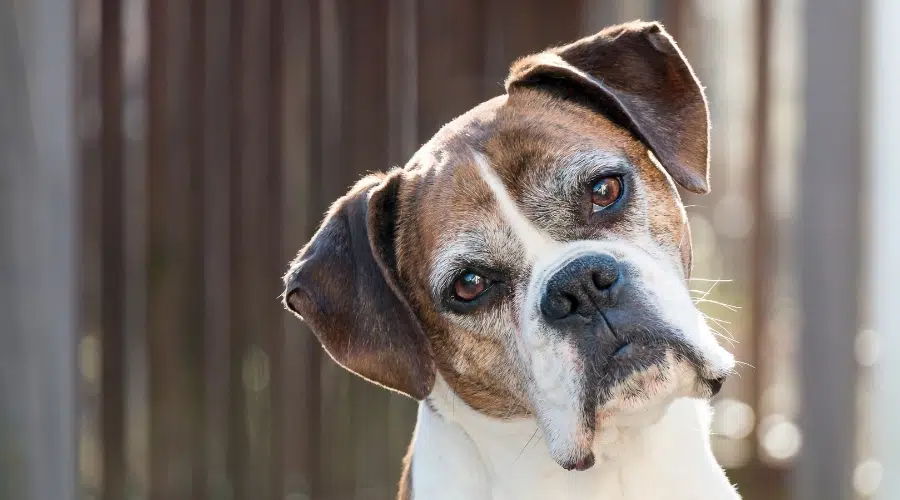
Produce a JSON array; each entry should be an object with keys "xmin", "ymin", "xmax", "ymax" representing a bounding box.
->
[
  {"xmin": 473, "ymin": 152, "xmax": 558, "ymax": 261},
  {"xmin": 553, "ymin": 150, "xmax": 623, "ymax": 189},
  {"xmin": 429, "ymin": 236, "xmax": 481, "ymax": 296}
]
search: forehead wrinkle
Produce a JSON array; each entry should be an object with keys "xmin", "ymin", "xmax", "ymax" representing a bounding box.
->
[{"xmin": 473, "ymin": 152, "xmax": 558, "ymax": 261}]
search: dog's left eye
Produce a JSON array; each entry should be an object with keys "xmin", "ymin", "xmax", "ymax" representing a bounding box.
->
[
  {"xmin": 591, "ymin": 176, "xmax": 623, "ymax": 211},
  {"xmin": 453, "ymin": 272, "xmax": 490, "ymax": 302}
]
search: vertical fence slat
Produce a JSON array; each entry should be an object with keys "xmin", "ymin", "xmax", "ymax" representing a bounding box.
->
[
  {"xmin": 75, "ymin": 0, "xmax": 104, "ymax": 496},
  {"xmin": 796, "ymin": 0, "xmax": 862, "ymax": 499},
  {"xmin": 227, "ymin": 0, "xmax": 250, "ymax": 495},
  {"xmin": 147, "ymin": 0, "xmax": 205, "ymax": 497},
  {"xmin": 869, "ymin": 0, "xmax": 900, "ymax": 497},
  {"xmin": 99, "ymin": 0, "xmax": 126, "ymax": 499},
  {"xmin": 122, "ymin": 0, "xmax": 150, "ymax": 495},
  {"xmin": 749, "ymin": 0, "xmax": 773, "ymax": 451},
  {"xmin": 0, "ymin": 1, "xmax": 78, "ymax": 499},
  {"xmin": 189, "ymin": 0, "xmax": 210, "ymax": 497},
  {"xmin": 267, "ymin": 0, "xmax": 286, "ymax": 496},
  {"xmin": 202, "ymin": 0, "xmax": 235, "ymax": 496},
  {"xmin": 229, "ymin": 0, "xmax": 277, "ymax": 498}
]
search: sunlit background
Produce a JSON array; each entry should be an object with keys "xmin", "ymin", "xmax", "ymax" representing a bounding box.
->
[{"xmin": 2, "ymin": 0, "xmax": 899, "ymax": 499}]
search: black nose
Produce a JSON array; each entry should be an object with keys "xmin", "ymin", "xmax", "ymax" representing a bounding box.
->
[{"xmin": 540, "ymin": 253, "xmax": 621, "ymax": 322}]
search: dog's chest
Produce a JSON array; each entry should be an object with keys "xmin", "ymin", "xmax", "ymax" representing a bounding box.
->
[
  {"xmin": 485, "ymin": 463, "xmax": 655, "ymax": 500},
  {"xmin": 415, "ymin": 437, "xmax": 682, "ymax": 500},
  {"xmin": 412, "ymin": 387, "xmax": 735, "ymax": 500},
  {"xmin": 475, "ymin": 433, "xmax": 680, "ymax": 500}
]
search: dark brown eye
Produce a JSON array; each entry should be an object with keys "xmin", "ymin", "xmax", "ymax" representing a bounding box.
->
[
  {"xmin": 591, "ymin": 177, "xmax": 622, "ymax": 210},
  {"xmin": 453, "ymin": 272, "xmax": 488, "ymax": 302}
]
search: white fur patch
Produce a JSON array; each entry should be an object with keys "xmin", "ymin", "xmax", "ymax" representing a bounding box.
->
[
  {"xmin": 473, "ymin": 153, "xmax": 559, "ymax": 260},
  {"xmin": 413, "ymin": 376, "xmax": 741, "ymax": 499}
]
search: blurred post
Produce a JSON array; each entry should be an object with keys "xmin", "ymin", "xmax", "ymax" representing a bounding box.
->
[
  {"xmin": 869, "ymin": 0, "xmax": 900, "ymax": 498},
  {"xmin": 0, "ymin": 0, "xmax": 77, "ymax": 499},
  {"xmin": 796, "ymin": 0, "xmax": 862, "ymax": 499}
]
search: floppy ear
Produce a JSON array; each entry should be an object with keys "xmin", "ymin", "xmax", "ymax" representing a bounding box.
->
[
  {"xmin": 506, "ymin": 21, "xmax": 711, "ymax": 193},
  {"xmin": 283, "ymin": 171, "xmax": 434, "ymax": 399}
]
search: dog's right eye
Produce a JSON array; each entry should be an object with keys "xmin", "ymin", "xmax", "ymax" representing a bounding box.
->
[{"xmin": 453, "ymin": 272, "xmax": 489, "ymax": 302}]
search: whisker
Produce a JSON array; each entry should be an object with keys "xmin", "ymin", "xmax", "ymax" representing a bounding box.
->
[
  {"xmin": 701, "ymin": 314, "xmax": 736, "ymax": 339},
  {"xmin": 693, "ymin": 298, "xmax": 741, "ymax": 312},
  {"xmin": 688, "ymin": 278, "xmax": 733, "ymax": 303},
  {"xmin": 708, "ymin": 322, "xmax": 735, "ymax": 340},
  {"xmin": 709, "ymin": 328, "xmax": 737, "ymax": 345},
  {"xmin": 514, "ymin": 426, "xmax": 540, "ymax": 464},
  {"xmin": 699, "ymin": 279, "xmax": 724, "ymax": 301},
  {"xmin": 708, "ymin": 330, "xmax": 737, "ymax": 347},
  {"xmin": 705, "ymin": 316, "xmax": 732, "ymax": 325},
  {"xmin": 705, "ymin": 324, "xmax": 737, "ymax": 345}
]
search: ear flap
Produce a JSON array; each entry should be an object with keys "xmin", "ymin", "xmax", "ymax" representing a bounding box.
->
[
  {"xmin": 283, "ymin": 172, "xmax": 435, "ymax": 399},
  {"xmin": 506, "ymin": 21, "xmax": 711, "ymax": 194}
]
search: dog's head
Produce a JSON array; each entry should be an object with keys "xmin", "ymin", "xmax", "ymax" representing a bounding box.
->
[{"xmin": 283, "ymin": 21, "xmax": 735, "ymax": 470}]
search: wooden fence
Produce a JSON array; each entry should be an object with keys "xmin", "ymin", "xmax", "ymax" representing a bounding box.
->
[{"xmin": 1, "ymin": 0, "xmax": 868, "ymax": 499}]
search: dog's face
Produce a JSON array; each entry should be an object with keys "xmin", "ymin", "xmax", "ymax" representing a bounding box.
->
[{"xmin": 284, "ymin": 21, "xmax": 735, "ymax": 470}]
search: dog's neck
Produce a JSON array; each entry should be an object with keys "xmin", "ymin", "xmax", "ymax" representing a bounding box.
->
[{"xmin": 403, "ymin": 376, "xmax": 739, "ymax": 500}]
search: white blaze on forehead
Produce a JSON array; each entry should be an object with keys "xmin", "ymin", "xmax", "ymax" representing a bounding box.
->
[{"xmin": 472, "ymin": 153, "xmax": 558, "ymax": 260}]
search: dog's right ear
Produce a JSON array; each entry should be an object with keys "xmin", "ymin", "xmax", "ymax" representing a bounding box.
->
[{"xmin": 283, "ymin": 171, "xmax": 435, "ymax": 400}]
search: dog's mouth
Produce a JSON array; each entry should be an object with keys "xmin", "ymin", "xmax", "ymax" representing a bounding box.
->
[
  {"xmin": 588, "ymin": 332, "xmax": 725, "ymax": 406},
  {"xmin": 554, "ymin": 333, "xmax": 724, "ymax": 472},
  {"xmin": 577, "ymin": 317, "xmax": 689, "ymax": 390}
]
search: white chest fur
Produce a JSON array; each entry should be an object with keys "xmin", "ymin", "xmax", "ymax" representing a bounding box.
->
[{"xmin": 410, "ymin": 377, "xmax": 740, "ymax": 500}]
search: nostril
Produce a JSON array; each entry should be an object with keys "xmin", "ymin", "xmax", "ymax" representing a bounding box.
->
[
  {"xmin": 560, "ymin": 293, "xmax": 578, "ymax": 316},
  {"xmin": 542, "ymin": 292, "xmax": 578, "ymax": 320},
  {"xmin": 592, "ymin": 268, "xmax": 619, "ymax": 290}
]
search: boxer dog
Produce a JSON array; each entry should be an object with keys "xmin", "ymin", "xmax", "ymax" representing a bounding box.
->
[{"xmin": 283, "ymin": 21, "xmax": 740, "ymax": 500}]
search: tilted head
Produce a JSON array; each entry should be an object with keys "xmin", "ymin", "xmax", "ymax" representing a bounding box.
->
[{"xmin": 283, "ymin": 21, "xmax": 735, "ymax": 471}]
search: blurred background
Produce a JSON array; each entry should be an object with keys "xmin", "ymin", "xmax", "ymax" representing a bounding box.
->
[{"xmin": 2, "ymin": 0, "xmax": 898, "ymax": 499}]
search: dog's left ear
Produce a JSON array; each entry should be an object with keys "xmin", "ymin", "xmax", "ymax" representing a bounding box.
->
[{"xmin": 506, "ymin": 21, "xmax": 710, "ymax": 194}]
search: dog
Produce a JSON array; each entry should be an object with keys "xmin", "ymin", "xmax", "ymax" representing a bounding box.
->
[{"xmin": 283, "ymin": 21, "xmax": 740, "ymax": 500}]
